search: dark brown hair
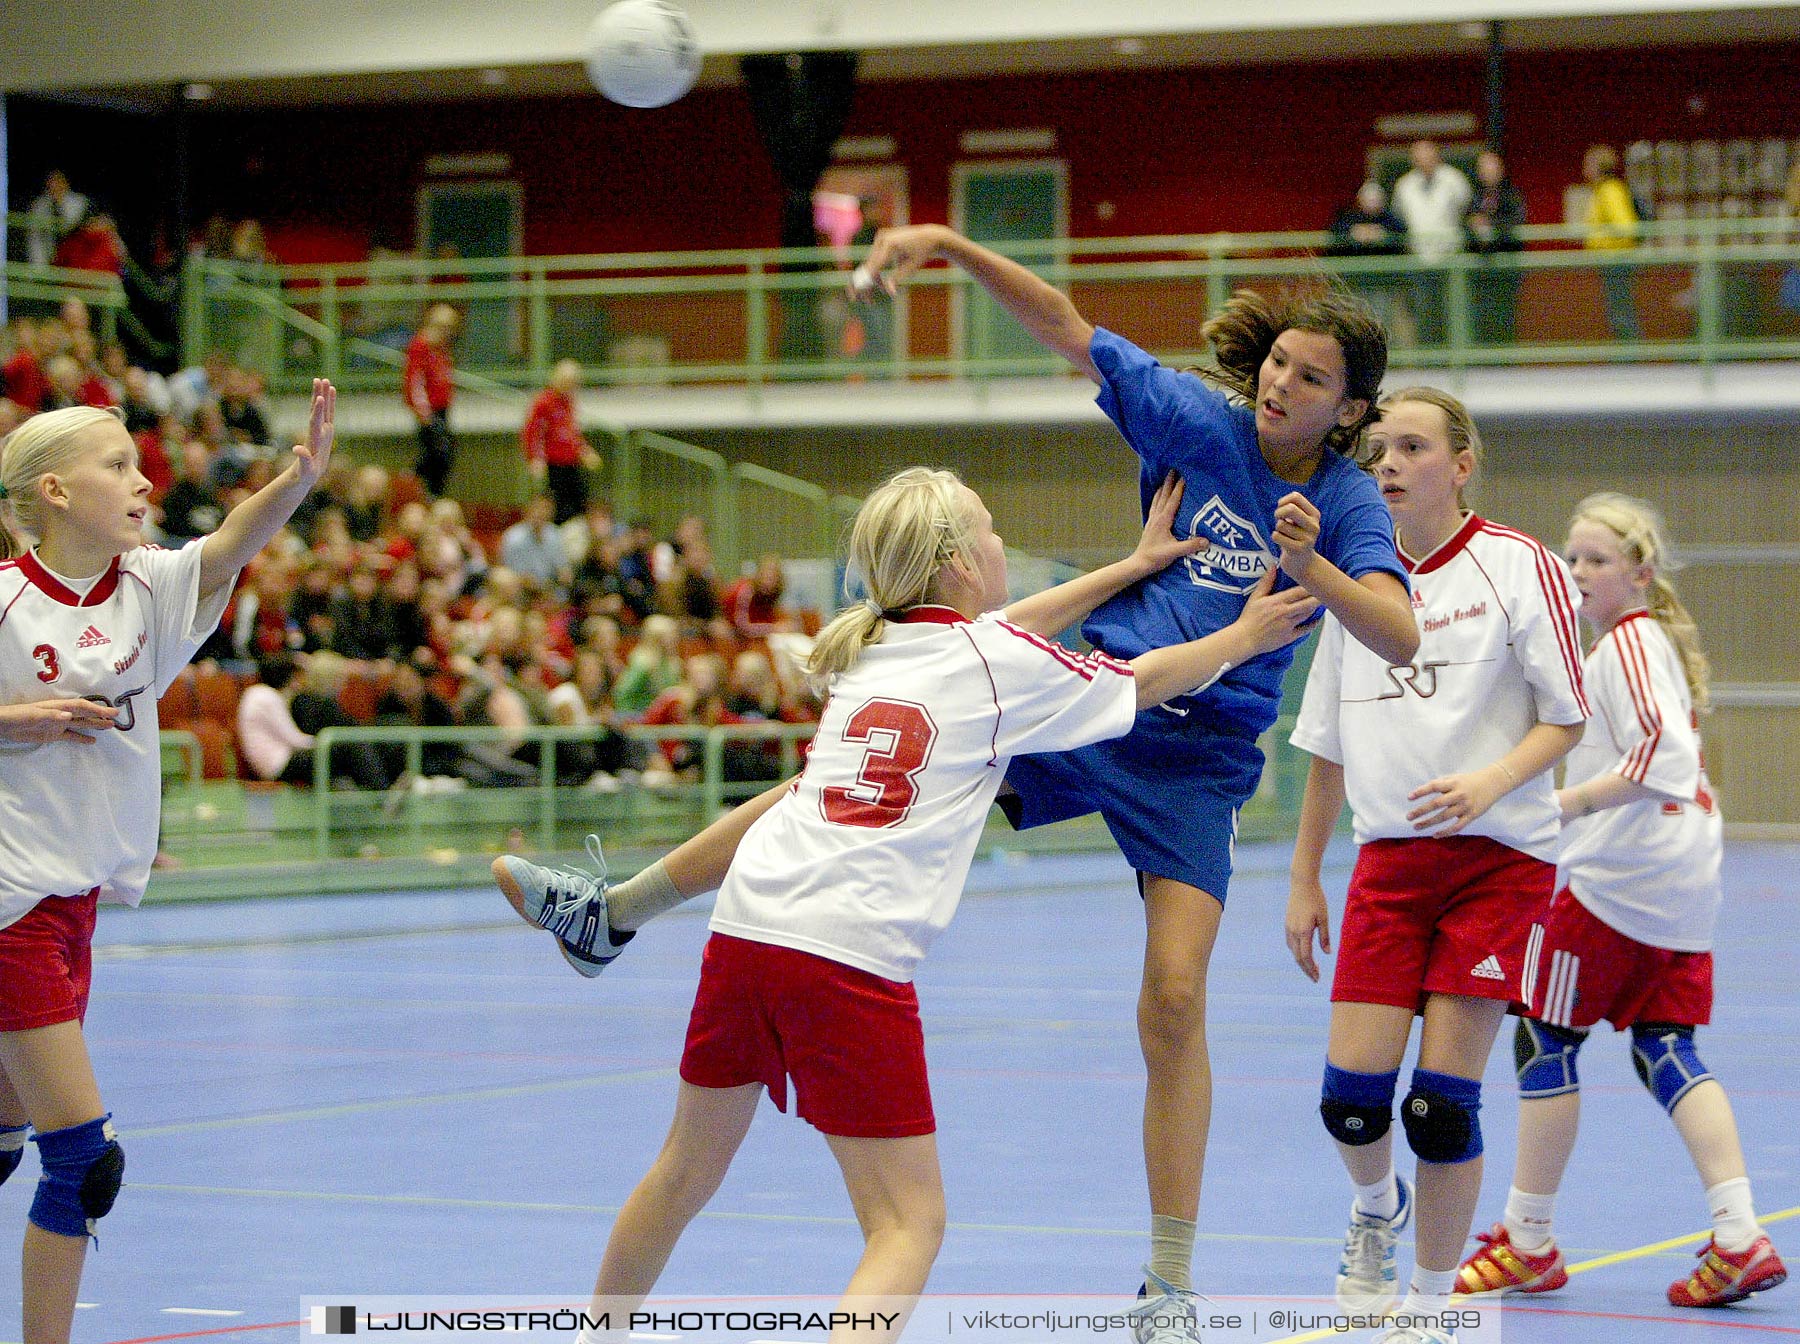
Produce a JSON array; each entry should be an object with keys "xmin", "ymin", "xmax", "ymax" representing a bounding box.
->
[{"xmin": 1198, "ymin": 285, "xmax": 1388, "ymax": 464}]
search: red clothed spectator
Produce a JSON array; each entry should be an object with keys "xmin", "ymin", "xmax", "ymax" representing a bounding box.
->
[
  {"xmin": 53, "ymin": 214, "xmax": 125, "ymax": 276},
  {"xmin": 2, "ymin": 344, "xmax": 48, "ymax": 413},
  {"xmin": 521, "ymin": 359, "xmax": 599, "ymax": 523},
  {"xmin": 721, "ymin": 553, "xmax": 800, "ymax": 639},
  {"xmin": 133, "ymin": 429, "xmax": 173, "ymax": 498},
  {"xmin": 403, "ymin": 303, "xmax": 458, "ymax": 496}
]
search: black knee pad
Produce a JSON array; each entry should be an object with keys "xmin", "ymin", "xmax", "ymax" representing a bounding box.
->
[
  {"xmin": 80, "ymin": 1141, "xmax": 126, "ymax": 1221},
  {"xmin": 1400, "ymin": 1086, "xmax": 1482, "ymax": 1164},
  {"xmin": 1320, "ymin": 1098, "xmax": 1392, "ymax": 1146}
]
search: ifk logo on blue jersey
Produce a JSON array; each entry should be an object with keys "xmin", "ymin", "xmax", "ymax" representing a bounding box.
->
[{"xmin": 1184, "ymin": 495, "xmax": 1275, "ymax": 594}]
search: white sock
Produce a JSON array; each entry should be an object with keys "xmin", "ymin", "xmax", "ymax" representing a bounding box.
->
[
  {"xmin": 605, "ymin": 858, "xmax": 684, "ymax": 931},
  {"xmin": 1706, "ymin": 1177, "xmax": 1760, "ymax": 1252},
  {"xmin": 1404, "ymin": 1266, "xmax": 1458, "ymax": 1316},
  {"xmin": 1503, "ymin": 1186, "xmax": 1558, "ymax": 1252},
  {"xmin": 1354, "ymin": 1171, "xmax": 1400, "ymax": 1220},
  {"xmin": 1148, "ymin": 1213, "xmax": 1196, "ymax": 1292}
]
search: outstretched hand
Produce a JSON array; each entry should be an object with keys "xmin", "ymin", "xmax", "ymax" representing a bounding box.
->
[
  {"xmin": 1131, "ymin": 473, "xmax": 1211, "ymax": 575},
  {"xmin": 851, "ymin": 224, "xmax": 948, "ymax": 300},
  {"xmin": 290, "ymin": 379, "xmax": 337, "ymax": 490}
]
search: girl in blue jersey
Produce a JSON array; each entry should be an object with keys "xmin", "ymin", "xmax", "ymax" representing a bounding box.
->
[{"xmin": 856, "ymin": 225, "xmax": 1417, "ymax": 1332}]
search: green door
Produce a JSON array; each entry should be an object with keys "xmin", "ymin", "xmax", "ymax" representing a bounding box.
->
[
  {"xmin": 956, "ymin": 163, "xmax": 1065, "ymax": 371},
  {"xmin": 420, "ymin": 181, "xmax": 520, "ymax": 371}
]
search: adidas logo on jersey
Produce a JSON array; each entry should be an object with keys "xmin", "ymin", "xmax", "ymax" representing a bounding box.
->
[
  {"xmin": 75, "ymin": 625, "xmax": 111, "ymax": 649},
  {"xmin": 1470, "ymin": 955, "xmax": 1506, "ymax": 981}
]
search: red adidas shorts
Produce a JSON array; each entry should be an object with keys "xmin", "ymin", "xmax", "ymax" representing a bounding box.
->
[
  {"xmin": 0, "ymin": 889, "xmax": 99, "ymax": 1032},
  {"xmin": 1528, "ymin": 888, "xmax": 1713, "ymax": 1030},
  {"xmin": 680, "ymin": 932, "xmax": 935, "ymax": 1138},
  {"xmin": 1332, "ymin": 836, "xmax": 1554, "ymax": 1012}
]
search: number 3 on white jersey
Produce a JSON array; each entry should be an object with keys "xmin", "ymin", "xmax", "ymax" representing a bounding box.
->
[{"xmin": 820, "ymin": 698, "xmax": 938, "ymax": 829}]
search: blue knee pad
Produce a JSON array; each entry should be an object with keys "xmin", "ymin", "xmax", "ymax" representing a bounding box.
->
[
  {"xmin": 1631, "ymin": 1023, "xmax": 1713, "ymax": 1114},
  {"xmin": 30, "ymin": 1116, "xmax": 124, "ymax": 1239},
  {"xmin": 1400, "ymin": 1068, "xmax": 1483, "ymax": 1164},
  {"xmin": 1320, "ymin": 1064, "xmax": 1398, "ymax": 1145},
  {"xmin": 1515, "ymin": 1018, "xmax": 1587, "ymax": 1099},
  {"xmin": 0, "ymin": 1122, "xmax": 27, "ymax": 1186}
]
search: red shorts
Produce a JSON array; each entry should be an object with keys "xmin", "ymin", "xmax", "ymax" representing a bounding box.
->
[
  {"xmin": 1333, "ymin": 837, "xmax": 1554, "ymax": 1012},
  {"xmin": 0, "ymin": 889, "xmax": 99, "ymax": 1032},
  {"xmin": 1528, "ymin": 889, "xmax": 1713, "ymax": 1030},
  {"xmin": 680, "ymin": 933, "xmax": 935, "ymax": 1138}
]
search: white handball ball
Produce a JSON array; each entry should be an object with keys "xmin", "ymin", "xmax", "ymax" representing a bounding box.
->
[{"xmin": 584, "ymin": 0, "xmax": 702, "ymax": 108}]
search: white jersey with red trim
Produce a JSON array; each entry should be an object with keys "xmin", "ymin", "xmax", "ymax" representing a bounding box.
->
[
  {"xmin": 711, "ymin": 606, "xmax": 1137, "ymax": 982},
  {"xmin": 1291, "ymin": 514, "xmax": 1588, "ymax": 860},
  {"xmin": 0, "ymin": 544, "xmax": 231, "ymax": 929},
  {"xmin": 1559, "ymin": 612, "xmax": 1721, "ymax": 951}
]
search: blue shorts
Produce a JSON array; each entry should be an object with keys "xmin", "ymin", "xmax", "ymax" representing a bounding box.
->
[{"xmin": 1002, "ymin": 706, "xmax": 1263, "ymax": 901}]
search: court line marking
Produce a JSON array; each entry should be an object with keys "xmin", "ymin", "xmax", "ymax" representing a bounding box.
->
[
  {"xmin": 1260, "ymin": 1203, "xmax": 1800, "ymax": 1343},
  {"xmin": 125, "ymin": 1181, "xmax": 1343, "ymax": 1245},
  {"xmin": 120, "ymin": 1068, "xmax": 677, "ymax": 1138}
]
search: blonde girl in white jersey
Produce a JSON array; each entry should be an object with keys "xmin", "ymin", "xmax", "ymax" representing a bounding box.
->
[
  {"xmin": 495, "ymin": 469, "xmax": 1320, "ymax": 1344},
  {"xmin": 0, "ymin": 383, "xmax": 336, "ymax": 1344},
  {"xmin": 1285, "ymin": 388, "xmax": 1588, "ymax": 1344},
  {"xmin": 1457, "ymin": 493, "xmax": 1786, "ymax": 1310}
]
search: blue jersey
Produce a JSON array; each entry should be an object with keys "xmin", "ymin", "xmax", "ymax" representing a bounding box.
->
[{"xmin": 1081, "ymin": 327, "xmax": 1407, "ymax": 739}]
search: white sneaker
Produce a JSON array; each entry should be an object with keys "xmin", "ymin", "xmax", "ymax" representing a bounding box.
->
[
  {"xmin": 1335, "ymin": 1173, "xmax": 1414, "ymax": 1313},
  {"xmin": 1127, "ymin": 1267, "xmax": 1202, "ymax": 1344},
  {"xmin": 492, "ymin": 834, "xmax": 634, "ymax": 978}
]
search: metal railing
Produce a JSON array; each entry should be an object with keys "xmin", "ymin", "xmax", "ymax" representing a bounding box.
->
[
  {"xmin": 308, "ymin": 721, "xmax": 815, "ymax": 862},
  {"xmin": 158, "ymin": 217, "xmax": 1800, "ymax": 393}
]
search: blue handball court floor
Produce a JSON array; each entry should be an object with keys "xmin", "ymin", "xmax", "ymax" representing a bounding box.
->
[{"xmin": 0, "ymin": 839, "xmax": 1794, "ymax": 1344}]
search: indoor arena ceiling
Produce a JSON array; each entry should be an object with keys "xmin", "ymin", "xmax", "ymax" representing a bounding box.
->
[{"xmin": 32, "ymin": 5, "xmax": 1800, "ymax": 111}]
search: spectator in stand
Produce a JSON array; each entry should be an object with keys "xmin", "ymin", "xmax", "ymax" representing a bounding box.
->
[
  {"xmin": 658, "ymin": 536, "xmax": 724, "ymax": 637},
  {"xmin": 547, "ymin": 647, "xmax": 641, "ymax": 790},
  {"xmin": 1465, "ymin": 150, "xmax": 1528, "ymax": 345},
  {"xmin": 578, "ymin": 612, "xmax": 627, "ymax": 683},
  {"xmin": 615, "ymin": 517, "xmax": 658, "ymax": 622},
  {"xmin": 372, "ymin": 660, "xmax": 466, "ymax": 785},
  {"xmin": 1582, "ymin": 144, "xmax": 1643, "ymax": 341},
  {"xmin": 238, "ymin": 652, "xmax": 390, "ymax": 790},
  {"xmin": 561, "ymin": 496, "xmax": 617, "ymax": 569},
  {"xmin": 168, "ymin": 350, "xmax": 232, "ymax": 430},
  {"xmin": 1391, "ymin": 140, "xmax": 1473, "ymax": 345},
  {"xmin": 218, "ymin": 366, "xmax": 271, "ymax": 446},
  {"xmin": 159, "ymin": 441, "xmax": 227, "ymax": 543},
  {"xmin": 614, "ymin": 613, "xmax": 684, "ymax": 716},
  {"xmin": 3, "ymin": 319, "xmax": 51, "ymax": 414},
  {"xmin": 65, "ymin": 331, "xmax": 115, "ymax": 406},
  {"xmin": 44, "ymin": 355, "xmax": 110, "ymax": 411},
  {"xmin": 640, "ymin": 652, "xmax": 741, "ymax": 787},
  {"xmin": 499, "ymin": 494, "xmax": 572, "ymax": 596},
  {"xmin": 342, "ymin": 465, "xmax": 390, "ymax": 543},
  {"xmin": 288, "ymin": 559, "xmax": 339, "ymax": 652},
  {"xmin": 52, "ymin": 212, "xmax": 125, "ymax": 278},
  {"xmin": 0, "ymin": 399, "xmax": 26, "ymax": 441},
  {"xmin": 25, "ymin": 169, "xmax": 90, "ymax": 269},
  {"xmin": 404, "ymin": 303, "xmax": 460, "ymax": 496},
  {"xmin": 521, "ymin": 359, "xmax": 600, "ymax": 523},
  {"xmin": 1328, "ymin": 180, "xmax": 1410, "ymax": 333},
  {"xmin": 325, "ymin": 561, "xmax": 398, "ymax": 662},
  {"xmin": 722, "ymin": 553, "xmax": 801, "ymax": 639},
  {"xmin": 380, "ymin": 559, "xmax": 431, "ymax": 664}
]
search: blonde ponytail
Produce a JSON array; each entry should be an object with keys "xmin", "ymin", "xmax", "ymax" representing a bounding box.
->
[
  {"xmin": 806, "ymin": 467, "xmax": 979, "ymax": 683},
  {"xmin": 0, "ymin": 405, "xmax": 125, "ymax": 559},
  {"xmin": 1571, "ymin": 491, "xmax": 1712, "ymax": 712}
]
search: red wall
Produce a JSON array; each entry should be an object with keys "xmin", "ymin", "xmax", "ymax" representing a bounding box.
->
[{"xmin": 179, "ymin": 40, "xmax": 1800, "ymax": 265}]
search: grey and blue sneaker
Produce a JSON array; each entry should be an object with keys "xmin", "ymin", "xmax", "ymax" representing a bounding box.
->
[
  {"xmin": 1335, "ymin": 1172, "xmax": 1415, "ymax": 1314},
  {"xmin": 1128, "ymin": 1267, "xmax": 1203, "ymax": 1344},
  {"xmin": 492, "ymin": 835, "xmax": 635, "ymax": 978}
]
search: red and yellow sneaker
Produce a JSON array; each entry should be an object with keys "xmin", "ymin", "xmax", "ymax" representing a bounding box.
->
[
  {"xmin": 1457, "ymin": 1224, "xmax": 1570, "ymax": 1295},
  {"xmin": 1668, "ymin": 1234, "xmax": 1787, "ymax": 1308}
]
